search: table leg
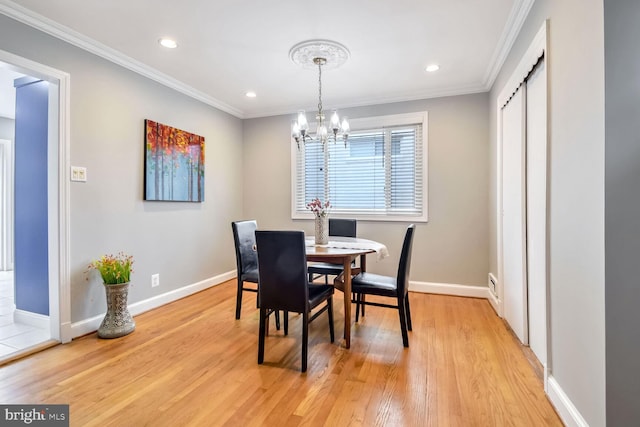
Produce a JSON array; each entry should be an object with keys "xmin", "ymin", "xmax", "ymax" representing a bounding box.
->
[{"xmin": 342, "ymin": 256, "xmax": 352, "ymax": 349}]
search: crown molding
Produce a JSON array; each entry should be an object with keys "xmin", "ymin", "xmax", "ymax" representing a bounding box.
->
[
  {"xmin": 0, "ymin": 0, "xmax": 245, "ymax": 118},
  {"xmin": 243, "ymin": 82, "xmax": 489, "ymax": 119},
  {"xmin": 482, "ymin": 0, "xmax": 536, "ymax": 91}
]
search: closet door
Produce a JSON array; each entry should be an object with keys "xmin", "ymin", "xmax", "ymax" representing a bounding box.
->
[
  {"xmin": 501, "ymin": 87, "xmax": 528, "ymax": 343},
  {"xmin": 526, "ymin": 60, "xmax": 547, "ymax": 364}
]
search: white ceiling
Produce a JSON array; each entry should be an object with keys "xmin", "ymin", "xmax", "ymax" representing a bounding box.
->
[{"xmin": 1, "ymin": 0, "xmax": 532, "ymax": 119}]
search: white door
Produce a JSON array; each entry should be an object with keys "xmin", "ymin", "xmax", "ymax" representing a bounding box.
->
[
  {"xmin": 501, "ymin": 87, "xmax": 528, "ymax": 343},
  {"xmin": 525, "ymin": 60, "xmax": 547, "ymax": 364}
]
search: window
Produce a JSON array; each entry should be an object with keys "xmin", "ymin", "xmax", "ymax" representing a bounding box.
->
[{"xmin": 292, "ymin": 112, "xmax": 428, "ymax": 221}]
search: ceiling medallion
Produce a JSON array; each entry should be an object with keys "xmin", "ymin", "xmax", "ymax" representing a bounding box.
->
[{"xmin": 289, "ymin": 39, "xmax": 350, "ymax": 70}]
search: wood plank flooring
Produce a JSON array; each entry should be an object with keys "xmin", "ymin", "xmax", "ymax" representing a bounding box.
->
[{"xmin": 0, "ymin": 280, "xmax": 562, "ymax": 426}]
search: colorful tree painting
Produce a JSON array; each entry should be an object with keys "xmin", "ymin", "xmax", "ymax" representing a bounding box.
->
[{"xmin": 144, "ymin": 120, "xmax": 205, "ymax": 202}]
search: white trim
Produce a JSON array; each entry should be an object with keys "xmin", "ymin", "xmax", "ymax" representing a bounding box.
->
[
  {"xmin": 70, "ymin": 271, "xmax": 235, "ymax": 339},
  {"xmin": 497, "ymin": 22, "xmax": 547, "ymax": 109},
  {"xmin": 482, "ymin": 0, "xmax": 536, "ymax": 90},
  {"xmin": 0, "ymin": 0, "xmax": 243, "ymax": 118},
  {"xmin": 409, "ymin": 280, "xmax": 490, "ymax": 299},
  {"xmin": 0, "ymin": 48, "xmax": 72, "ymax": 344},
  {"xmin": 0, "ymin": 139, "xmax": 12, "ymax": 271},
  {"xmin": 547, "ymin": 376, "xmax": 589, "ymax": 427},
  {"xmin": 487, "ymin": 272, "xmax": 500, "ymax": 316},
  {"xmin": 487, "ymin": 286, "xmax": 500, "ymax": 316},
  {"xmin": 14, "ymin": 309, "xmax": 49, "ymax": 330}
]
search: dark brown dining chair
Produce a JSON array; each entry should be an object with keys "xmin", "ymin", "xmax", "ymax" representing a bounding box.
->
[
  {"xmin": 350, "ymin": 224, "xmax": 415, "ymax": 347},
  {"xmin": 308, "ymin": 218, "xmax": 357, "ymax": 285},
  {"xmin": 231, "ymin": 220, "xmax": 280, "ymax": 329},
  {"xmin": 255, "ymin": 230, "xmax": 334, "ymax": 372}
]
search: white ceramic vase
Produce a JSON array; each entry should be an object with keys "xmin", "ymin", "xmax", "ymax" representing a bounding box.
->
[{"xmin": 314, "ymin": 215, "xmax": 329, "ymax": 245}]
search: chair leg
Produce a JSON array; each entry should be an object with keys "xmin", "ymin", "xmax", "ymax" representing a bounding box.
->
[
  {"xmin": 235, "ymin": 278, "xmax": 243, "ymax": 319},
  {"xmin": 405, "ymin": 294, "xmax": 413, "ymax": 331},
  {"xmin": 258, "ymin": 308, "xmax": 267, "ymax": 364},
  {"xmin": 302, "ymin": 312, "xmax": 309, "ymax": 373},
  {"xmin": 284, "ymin": 311, "xmax": 289, "ymax": 336},
  {"xmin": 355, "ymin": 293, "xmax": 361, "ymax": 322},
  {"xmin": 361, "ymin": 294, "xmax": 365, "ymax": 316},
  {"xmin": 327, "ymin": 297, "xmax": 335, "ymax": 343},
  {"xmin": 274, "ymin": 310, "xmax": 281, "ymax": 330},
  {"xmin": 398, "ymin": 299, "xmax": 409, "ymax": 348}
]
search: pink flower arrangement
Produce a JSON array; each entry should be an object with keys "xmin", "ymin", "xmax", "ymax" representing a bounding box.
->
[{"xmin": 306, "ymin": 197, "xmax": 330, "ymax": 217}]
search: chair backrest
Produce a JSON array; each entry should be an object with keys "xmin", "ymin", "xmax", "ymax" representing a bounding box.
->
[
  {"xmin": 231, "ymin": 220, "xmax": 258, "ymax": 276},
  {"xmin": 329, "ymin": 218, "xmax": 357, "ymax": 237},
  {"xmin": 255, "ymin": 230, "xmax": 309, "ymax": 313},
  {"xmin": 396, "ymin": 224, "xmax": 416, "ymax": 297}
]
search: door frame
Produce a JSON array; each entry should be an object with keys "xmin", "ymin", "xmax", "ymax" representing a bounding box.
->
[
  {"xmin": 0, "ymin": 138, "xmax": 13, "ymax": 271},
  {"xmin": 0, "ymin": 49, "xmax": 71, "ymax": 343},
  {"xmin": 496, "ymin": 21, "xmax": 549, "ymax": 388}
]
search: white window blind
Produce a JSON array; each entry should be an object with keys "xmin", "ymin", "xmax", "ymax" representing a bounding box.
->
[{"xmin": 292, "ymin": 112, "xmax": 427, "ymax": 221}]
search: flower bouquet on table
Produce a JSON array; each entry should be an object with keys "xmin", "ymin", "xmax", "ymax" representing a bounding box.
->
[
  {"xmin": 306, "ymin": 197, "xmax": 331, "ymax": 217},
  {"xmin": 307, "ymin": 197, "xmax": 330, "ymax": 244}
]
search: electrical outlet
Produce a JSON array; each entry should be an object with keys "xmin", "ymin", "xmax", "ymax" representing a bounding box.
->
[
  {"xmin": 71, "ymin": 166, "xmax": 87, "ymax": 182},
  {"xmin": 151, "ymin": 274, "xmax": 160, "ymax": 288}
]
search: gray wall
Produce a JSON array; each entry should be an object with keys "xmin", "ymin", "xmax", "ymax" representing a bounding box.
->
[
  {"xmin": 0, "ymin": 15, "xmax": 244, "ymax": 322},
  {"xmin": 604, "ymin": 0, "xmax": 640, "ymax": 424},
  {"xmin": 244, "ymin": 94, "xmax": 490, "ymax": 286},
  {"xmin": 0, "ymin": 117, "xmax": 14, "ymax": 140},
  {"xmin": 489, "ymin": 0, "xmax": 605, "ymax": 425}
]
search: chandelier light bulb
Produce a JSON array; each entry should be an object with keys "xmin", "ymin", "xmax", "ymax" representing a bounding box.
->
[
  {"xmin": 317, "ymin": 124, "xmax": 328, "ymax": 143},
  {"xmin": 330, "ymin": 110, "xmax": 340, "ymax": 130},
  {"xmin": 297, "ymin": 110, "xmax": 309, "ymax": 132},
  {"xmin": 341, "ymin": 117, "xmax": 350, "ymax": 134}
]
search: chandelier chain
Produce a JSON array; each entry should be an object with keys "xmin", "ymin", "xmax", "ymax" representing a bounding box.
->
[{"xmin": 317, "ymin": 60, "xmax": 323, "ymax": 121}]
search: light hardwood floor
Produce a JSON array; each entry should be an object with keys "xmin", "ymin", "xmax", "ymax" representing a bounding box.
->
[{"xmin": 0, "ymin": 280, "xmax": 562, "ymax": 426}]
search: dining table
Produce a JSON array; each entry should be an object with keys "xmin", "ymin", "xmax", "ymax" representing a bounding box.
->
[{"xmin": 305, "ymin": 236, "xmax": 389, "ymax": 348}]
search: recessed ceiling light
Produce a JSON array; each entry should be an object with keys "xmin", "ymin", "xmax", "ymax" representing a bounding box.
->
[
  {"xmin": 159, "ymin": 38, "xmax": 178, "ymax": 49},
  {"xmin": 426, "ymin": 64, "xmax": 440, "ymax": 72},
  {"xmin": 245, "ymin": 91, "xmax": 257, "ymax": 98}
]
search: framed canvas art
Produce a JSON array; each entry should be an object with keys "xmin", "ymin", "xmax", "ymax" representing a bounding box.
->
[{"xmin": 144, "ymin": 119, "xmax": 205, "ymax": 202}]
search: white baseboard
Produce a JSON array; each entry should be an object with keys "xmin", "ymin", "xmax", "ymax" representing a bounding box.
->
[
  {"xmin": 547, "ymin": 375, "xmax": 589, "ymax": 427},
  {"xmin": 409, "ymin": 280, "xmax": 489, "ymax": 299},
  {"xmin": 14, "ymin": 309, "xmax": 50, "ymax": 330},
  {"xmin": 70, "ymin": 270, "xmax": 235, "ymax": 339},
  {"xmin": 487, "ymin": 288, "xmax": 500, "ymax": 315}
]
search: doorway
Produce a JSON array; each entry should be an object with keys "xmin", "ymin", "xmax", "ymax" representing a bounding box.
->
[{"xmin": 0, "ymin": 50, "xmax": 72, "ymax": 362}]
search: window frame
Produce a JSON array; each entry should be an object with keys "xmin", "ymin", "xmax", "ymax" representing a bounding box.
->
[{"xmin": 291, "ymin": 111, "xmax": 428, "ymax": 222}]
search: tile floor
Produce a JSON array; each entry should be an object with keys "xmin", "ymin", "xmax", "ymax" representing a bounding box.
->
[{"xmin": 0, "ymin": 271, "xmax": 50, "ymax": 360}]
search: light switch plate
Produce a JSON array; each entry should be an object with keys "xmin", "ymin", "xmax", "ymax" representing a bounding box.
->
[{"xmin": 71, "ymin": 166, "xmax": 87, "ymax": 182}]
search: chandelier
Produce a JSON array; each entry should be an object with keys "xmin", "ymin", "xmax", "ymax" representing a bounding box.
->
[{"xmin": 289, "ymin": 40, "xmax": 351, "ymax": 149}]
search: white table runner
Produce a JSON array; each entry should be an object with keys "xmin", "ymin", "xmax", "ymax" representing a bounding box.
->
[{"xmin": 305, "ymin": 236, "xmax": 389, "ymax": 261}]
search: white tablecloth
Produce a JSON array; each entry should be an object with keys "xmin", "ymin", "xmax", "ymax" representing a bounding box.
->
[{"xmin": 305, "ymin": 236, "xmax": 389, "ymax": 261}]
